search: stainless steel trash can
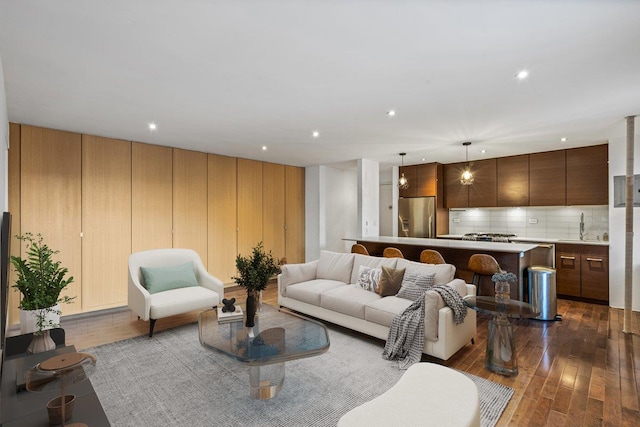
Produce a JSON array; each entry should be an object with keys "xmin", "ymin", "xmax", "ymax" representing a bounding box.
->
[{"xmin": 528, "ymin": 266, "xmax": 557, "ymax": 321}]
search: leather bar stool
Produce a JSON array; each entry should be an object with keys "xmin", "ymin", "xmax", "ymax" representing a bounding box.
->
[
  {"xmin": 351, "ymin": 244, "xmax": 369, "ymax": 256},
  {"xmin": 467, "ymin": 254, "xmax": 501, "ymax": 296},
  {"xmin": 419, "ymin": 249, "xmax": 446, "ymax": 264},
  {"xmin": 383, "ymin": 247, "xmax": 404, "ymax": 258}
]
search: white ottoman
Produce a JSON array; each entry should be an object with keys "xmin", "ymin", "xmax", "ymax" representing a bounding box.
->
[{"xmin": 338, "ymin": 362, "xmax": 480, "ymax": 427}]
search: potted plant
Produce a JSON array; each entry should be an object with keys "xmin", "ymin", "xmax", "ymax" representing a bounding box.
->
[
  {"xmin": 232, "ymin": 242, "xmax": 280, "ymax": 327},
  {"xmin": 11, "ymin": 232, "xmax": 75, "ymax": 353}
]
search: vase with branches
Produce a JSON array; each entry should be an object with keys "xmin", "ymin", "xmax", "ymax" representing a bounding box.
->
[
  {"xmin": 11, "ymin": 233, "xmax": 75, "ymax": 348},
  {"xmin": 232, "ymin": 242, "xmax": 280, "ymax": 327}
]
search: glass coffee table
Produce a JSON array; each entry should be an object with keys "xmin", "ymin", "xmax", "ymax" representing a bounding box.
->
[
  {"xmin": 198, "ymin": 304, "xmax": 330, "ymax": 399},
  {"xmin": 463, "ymin": 296, "xmax": 539, "ymax": 376}
]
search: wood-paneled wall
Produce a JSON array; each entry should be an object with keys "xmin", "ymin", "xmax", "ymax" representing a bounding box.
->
[{"xmin": 7, "ymin": 124, "xmax": 305, "ymax": 324}]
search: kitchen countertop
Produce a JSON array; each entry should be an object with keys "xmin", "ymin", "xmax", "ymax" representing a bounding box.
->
[
  {"xmin": 354, "ymin": 236, "xmax": 538, "ymax": 253},
  {"xmin": 437, "ymin": 234, "xmax": 609, "ymax": 246}
]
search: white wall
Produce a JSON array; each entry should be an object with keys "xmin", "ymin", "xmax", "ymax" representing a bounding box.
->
[
  {"xmin": 0, "ymin": 52, "xmax": 8, "ymax": 212},
  {"xmin": 357, "ymin": 159, "xmax": 379, "ymax": 237},
  {"xmin": 305, "ymin": 165, "xmax": 357, "ymax": 259},
  {"xmin": 608, "ymin": 120, "xmax": 640, "ymax": 311}
]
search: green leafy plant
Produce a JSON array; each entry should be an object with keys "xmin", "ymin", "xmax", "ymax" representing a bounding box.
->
[
  {"xmin": 10, "ymin": 233, "xmax": 75, "ymax": 333},
  {"xmin": 232, "ymin": 242, "xmax": 280, "ymax": 292}
]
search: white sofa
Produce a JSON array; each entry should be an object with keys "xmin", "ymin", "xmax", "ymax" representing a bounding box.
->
[
  {"xmin": 278, "ymin": 250, "xmax": 476, "ymax": 361},
  {"xmin": 128, "ymin": 248, "xmax": 224, "ymax": 337}
]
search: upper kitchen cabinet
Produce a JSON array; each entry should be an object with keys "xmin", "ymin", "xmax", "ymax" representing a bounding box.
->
[
  {"xmin": 530, "ymin": 150, "xmax": 566, "ymax": 206},
  {"xmin": 444, "ymin": 162, "xmax": 469, "ymax": 208},
  {"xmin": 401, "ymin": 163, "xmax": 440, "ymax": 198},
  {"xmin": 399, "ymin": 165, "xmax": 417, "ymax": 198},
  {"xmin": 566, "ymin": 144, "xmax": 608, "ymax": 206},
  {"xmin": 468, "ymin": 159, "xmax": 497, "ymax": 207},
  {"xmin": 497, "ymin": 155, "xmax": 529, "ymax": 207}
]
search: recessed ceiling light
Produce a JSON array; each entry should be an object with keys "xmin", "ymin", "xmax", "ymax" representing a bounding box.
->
[
  {"xmin": 421, "ymin": 158, "xmax": 426, "ymax": 162},
  {"xmin": 515, "ymin": 70, "xmax": 529, "ymax": 80},
  {"xmin": 312, "ymin": 130, "xmax": 320, "ymax": 138},
  {"xmin": 387, "ymin": 110, "xmax": 396, "ymax": 117},
  {"xmin": 560, "ymin": 137, "xmax": 568, "ymax": 142},
  {"xmin": 148, "ymin": 123, "xmax": 157, "ymax": 130},
  {"xmin": 481, "ymin": 149, "xmax": 486, "ymax": 154},
  {"xmin": 262, "ymin": 146, "xmax": 267, "ymax": 151}
]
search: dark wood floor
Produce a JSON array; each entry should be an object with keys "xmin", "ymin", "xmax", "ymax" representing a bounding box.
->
[{"xmin": 59, "ymin": 284, "xmax": 640, "ymax": 427}]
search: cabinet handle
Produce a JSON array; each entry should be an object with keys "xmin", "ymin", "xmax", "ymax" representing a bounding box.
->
[
  {"xmin": 560, "ymin": 256, "xmax": 576, "ymax": 260},
  {"xmin": 537, "ymin": 244, "xmax": 553, "ymax": 248},
  {"xmin": 586, "ymin": 257, "xmax": 603, "ymax": 262}
]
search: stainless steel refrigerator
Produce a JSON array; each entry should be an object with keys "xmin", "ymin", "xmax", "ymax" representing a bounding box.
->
[{"xmin": 397, "ymin": 197, "xmax": 436, "ymax": 238}]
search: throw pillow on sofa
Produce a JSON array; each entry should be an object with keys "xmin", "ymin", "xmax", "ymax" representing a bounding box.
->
[
  {"xmin": 140, "ymin": 261, "xmax": 199, "ymax": 294},
  {"xmin": 377, "ymin": 266, "xmax": 405, "ymax": 297},
  {"xmin": 396, "ymin": 270, "xmax": 435, "ymax": 301},
  {"xmin": 356, "ymin": 265, "xmax": 382, "ymax": 293}
]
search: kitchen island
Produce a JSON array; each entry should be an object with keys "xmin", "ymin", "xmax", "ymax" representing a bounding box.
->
[{"xmin": 354, "ymin": 236, "xmax": 538, "ymax": 301}]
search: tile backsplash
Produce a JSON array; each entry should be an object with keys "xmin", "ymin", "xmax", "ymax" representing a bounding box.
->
[{"xmin": 448, "ymin": 206, "xmax": 609, "ymax": 241}]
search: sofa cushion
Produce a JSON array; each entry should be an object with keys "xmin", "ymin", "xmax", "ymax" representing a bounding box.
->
[
  {"xmin": 349, "ymin": 254, "xmax": 398, "ymax": 284},
  {"xmin": 280, "ymin": 260, "xmax": 318, "ymax": 288},
  {"xmin": 395, "ymin": 259, "xmax": 455, "ymax": 285},
  {"xmin": 149, "ymin": 286, "xmax": 220, "ymax": 319},
  {"xmin": 377, "ymin": 267, "xmax": 406, "ymax": 297},
  {"xmin": 285, "ymin": 279, "xmax": 346, "ymax": 306},
  {"xmin": 320, "ymin": 285, "xmax": 381, "ymax": 319},
  {"xmin": 397, "ymin": 271, "xmax": 435, "ymax": 301},
  {"xmin": 364, "ymin": 296, "xmax": 413, "ymax": 327},
  {"xmin": 140, "ymin": 262, "xmax": 199, "ymax": 294},
  {"xmin": 356, "ymin": 266, "xmax": 382, "ymax": 293},
  {"xmin": 317, "ymin": 251, "xmax": 355, "ymax": 284}
]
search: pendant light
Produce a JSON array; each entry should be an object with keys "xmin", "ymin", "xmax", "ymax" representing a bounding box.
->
[
  {"xmin": 460, "ymin": 142, "xmax": 474, "ymax": 185},
  {"xmin": 398, "ymin": 153, "xmax": 409, "ymax": 189}
]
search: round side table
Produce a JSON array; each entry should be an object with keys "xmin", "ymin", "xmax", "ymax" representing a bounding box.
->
[{"xmin": 464, "ymin": 296, "xmax": 539, "ymax": 376}]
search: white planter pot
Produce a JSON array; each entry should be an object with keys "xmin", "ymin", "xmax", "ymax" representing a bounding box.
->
[{"xmin": 19, "ymin": 304, "xmax": 61, "ymax": 334}]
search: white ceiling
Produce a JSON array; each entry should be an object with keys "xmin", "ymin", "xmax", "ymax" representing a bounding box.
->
[{"xmin": 1, "ymin": 1, "xmax": 639, "ymax": 170}]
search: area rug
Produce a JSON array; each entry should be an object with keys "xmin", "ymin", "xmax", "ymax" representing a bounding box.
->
[{"xmin": 86, "ymin": 321, "xmax": 512, "ymax": 427}]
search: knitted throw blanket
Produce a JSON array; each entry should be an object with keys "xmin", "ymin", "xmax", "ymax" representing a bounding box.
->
[{"xmin": 382, "ymin": 285, "xmax": 467, "ymax": 369}]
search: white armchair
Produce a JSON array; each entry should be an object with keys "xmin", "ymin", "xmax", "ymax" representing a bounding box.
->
[{"xmin": 128, "ymin": 248, "xmax": 224, "ymax": 337}]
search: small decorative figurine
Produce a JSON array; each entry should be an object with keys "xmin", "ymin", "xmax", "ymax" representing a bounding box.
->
[{"xmin": 221, "ymin": 298, "xmax": 237, "ymax": 313}]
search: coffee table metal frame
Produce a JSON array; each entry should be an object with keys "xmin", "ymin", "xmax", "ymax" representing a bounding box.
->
[
  {"xmin": 464, "ymin": 296, "xmax": 539, "ymax": 376},
  {"xmin": 198, "ymin": 304, "xmax": 330, "ymax": 399}
]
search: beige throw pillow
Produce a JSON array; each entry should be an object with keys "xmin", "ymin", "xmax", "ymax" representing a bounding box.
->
[{"xmin": 377, "ymin": 266, "xmax": 405, "ymax": 297}]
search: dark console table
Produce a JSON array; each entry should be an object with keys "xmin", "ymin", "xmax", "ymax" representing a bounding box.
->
[{"xmin": 1, "ymin": 345, "xmax": 110, "ymax": 426}]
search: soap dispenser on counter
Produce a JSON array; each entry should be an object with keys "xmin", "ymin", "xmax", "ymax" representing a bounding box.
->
[{"xmin": 603, "ymin": 232, "xmax": 609, "ymax": 242}]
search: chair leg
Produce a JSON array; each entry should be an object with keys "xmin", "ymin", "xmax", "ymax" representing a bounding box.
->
[
  {"xmin": 471, "ymin": 338, "xmax": 475, "ymax": 345},
  {"xmin": 149, "ymin": 319, "xmax": 157, "ymax": 337}
]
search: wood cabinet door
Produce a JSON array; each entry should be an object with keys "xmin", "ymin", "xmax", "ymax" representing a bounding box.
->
[
  {"xmin": 262, "ymin": 162, "xmax": 285, "ymax": 262},
  {"xmin": 20, "ymin": 125, "xmax": 82, "ymax": 315},
  {"xmin": 208, "ymin": 154, "xmax": 237, "ymax": 284},
  {"xmin": 132, "ymin": 143, "xmax": 173, "ymax": 252},
  {"xmin": 468, "ymin": 158, "xmax": 497, "ymax": 207},
  {"xmin": 444, "ymin": 162, "xmax": 469, "ymax": 208},
  {"xmin": 237, "ymin": 159, "xmax": 263, "ymax": 258},
  {"xmin": 581, "ymin": 254, "xmax": 609, "ymax": 302},
  {"xmin": 417, "ymin": 163, "xmax": 437, "ymax": 197},
  {"xmin": 173, "ymin": 148, "xmax": 208, "ymax": 264},
  {"xmin": 497, "ymin": 155, "xmax": 529, "ymax": 206},
  {"xmin": 566, "ymin": 144, "xmax": 608, "ymax": 205},
  {"xmin": 529, "ymin": 150, "xmax": 566, "ymax": 206},
  {"xmin": 285, "ymin": 166, "xmax": 305, "ymax": 264},
  {"xmin": 556, "ymin": 252, "xmax": 581, "ymax": 297},
  {"xmin": 81, "ymin": 135, "xmax": 131, "ymax": 311},
  {"xmin": 399, "ymin": 165, "xmax": 417, "ymax": 198}
]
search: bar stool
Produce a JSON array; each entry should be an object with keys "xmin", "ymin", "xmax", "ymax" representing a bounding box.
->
[
  {"xmin": 420, "ymin": 249, "xmax": 446, "ymax": 264},
  {"xmin": 351, "ymin": 244, "xmax": 369, "ymax": 255},
  {"xmin": 467, "ymin": 254, "xmax": 501, "ymax": 296},
  {"xmin": 383, "ymin": 247, "xmax": 404, "ymax": 258}
]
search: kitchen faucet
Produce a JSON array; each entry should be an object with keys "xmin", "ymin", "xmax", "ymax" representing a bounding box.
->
[{"xmin": 579, "ymin": 212, "xmax": 585, "ymax": 240}]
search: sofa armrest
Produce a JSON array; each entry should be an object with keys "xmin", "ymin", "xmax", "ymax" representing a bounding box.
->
[{"xmin": 278, "ymin": 260, "xmax": 319, "ymax": 296}]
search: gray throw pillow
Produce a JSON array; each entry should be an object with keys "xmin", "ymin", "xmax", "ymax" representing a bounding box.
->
[
  {"xmin": 396, "ymin": 271, "xmax": 435, "ymax": 301},
  {"xmin": 356, "ymin": 265, "xmax": 382, "ymax": 293}
]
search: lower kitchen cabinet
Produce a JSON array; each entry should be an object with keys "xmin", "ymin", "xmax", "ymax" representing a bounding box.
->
[{"xmin": 556, "ymin": 244, "xmax": 609, "ymax": 303}]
